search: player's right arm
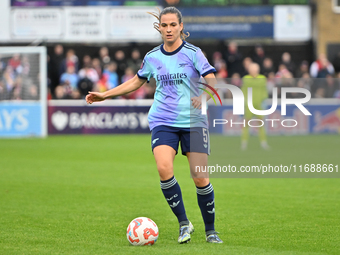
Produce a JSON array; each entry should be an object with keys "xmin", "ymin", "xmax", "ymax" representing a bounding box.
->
[{"xmin": 86, "ymin": 74, "xmax": 146, "ymax": 104}]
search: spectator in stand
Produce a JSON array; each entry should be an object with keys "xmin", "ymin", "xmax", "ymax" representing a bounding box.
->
[
  {"xmin": 333, "ymin": 72, "xmax": 340, "ymax": 98},
  {"xmin": 310, "ymin": 53, "xmax": 334, "ymax": 78},
  {"xmin": 3, "ymin": 66, "xmax": 15, "ymax": 93},
  {"xmin": 122, "ymin": 67, "xmax": 146, "ymax": 99},
  {"xmin": 212, "ymin": 51, "xmax": 224, "ymax": 72},
  {"xmin": 54, "ymin": 83, "xmax": 76, "ymax": 99},
  {"xmin": 92, "ymin": 58, "xmax": 102, "ymax": 79},
  {"xmin": 99, "ymin": 47, "xmax": 111, "ymax": 68},
  {"xmin": 293, "ymin": 73, "xmax": 313, "ymax": 98},
  {"xmin": 275, "ymin": 64, "xmax": 293, "ymax": 97},
  {"xmin": 48, "ymin": 44, "xmax": 64, "ymax": 97},
  {"xmin": 262, "ymin": 57, "xmax": 275, "ymax": 77},
  {"xmin": 0, "ymin": 80, "xmax": 8, "ymax": 100},
  {"xmin": 279, "ymin": 52, "xmax": 296, "ymax": 76},
  {"xmin": 103, "ymin": 61, "xmax": 119, "ymax": 89},
  {"xmin": 25, "ymin": 84, "xmax": 39, "ymax": 100},
  {"xmin": 252, "ymin": 45, "xmax": 265, "ymax": 71},
  {"xmin": 266, "ymin": 72, "xmax": 275, "ymax": 98},
  {"xmin": 230, "ymin": 73, "xmax": 242, "ymax": 87},
  {"xmin": 114, "ymin": 50, "xmax": 127, "ymax": 82},
  {"xmin": 332, "ymin": 52, "xmax": 340, "ymax": 73},
  {"xmin": 0, "ymin": 55, "xmax": 7, "ymax": 76},
  {"xmin": 81, "ymin": 55, "xmax": 92, "ymax": 69},
  {"xmin": 323, "ymin": 74, "xmax": 337, "ymax": 98},
  {"xmin": 298, "ymin": 72, "xmax": 312, "ymax": 91},
  {"xmin": 224, "ymin": 41, "xmax": 243, "ymax": 77},
  {"xmin": 20, "ymin": 56, "xmax": 30, "ymax": 77},
  {"xmin": 311, "ymin": 55, "xmax": 335, "ymax": 93},
  {"xmin": 296, "ymin": 60, "xmax": 309, "ymax": 78},
  {"xmin": 216, "ymin": 61, "xmax": 228, "ymax": 79},
  {"xmin": 275, "ymin": 64, "xmax": 291, "ymax": 78},
  {"xmin": 10, "ymin": 76, "xmax": 24, "ymax": 100},
  {"xmin": 314, "ymin": 87, "xmax": 325, "ymax": 98},
  {"xmin": 222, "ymin": 73, "xmax": 242, "ymax": 99},
  {"xmin": 55, "ymin": 85, "xmax": 68, "ymax": 99},
  {"xmin": 60, "ymin": 66, "xmax": 79, "ymax": 91},
  {"xmin": 127, "ymin": 49, "xmax": 143, "ymax": 73},
  {"xmin": 77, "ymin": 63, "xmax": 99, "ymax": 97},
  {"xmin": 8, "ymin": 53, "xmax": 22, "ymax": 75},
  {"xmin": 61, "ymin": 49, "xmax": 79, "ymax": 75},
  {"xmin": 78, "ymin": 63, "xmax": 99, "ymax": 84},
  {"xmin": 121, "ymin": 66, "xmax": 135, "ymax": 83},
  {"xmin": 241, "ymin": 57, "xmax": 252, "ymax": 77}
]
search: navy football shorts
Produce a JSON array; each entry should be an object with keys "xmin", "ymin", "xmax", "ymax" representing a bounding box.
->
[{"xmin": 151, "ymin": 125, "xmax": 210, "ymax": 155}]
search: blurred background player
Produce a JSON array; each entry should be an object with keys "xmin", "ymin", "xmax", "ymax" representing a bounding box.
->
[{"xmin": 241, "ymin": 63, "xmax": 270, "ymax": 150}]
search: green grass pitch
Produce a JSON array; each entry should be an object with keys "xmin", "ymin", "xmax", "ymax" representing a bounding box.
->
[{"xmin": 0, "ymin": 134, "xmax": 339, "ymax": 255}]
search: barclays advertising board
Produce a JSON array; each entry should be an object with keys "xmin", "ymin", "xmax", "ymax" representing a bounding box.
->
[{"xmin": 0, "ymin": 102, "xmax": 46, "ymax": 137}]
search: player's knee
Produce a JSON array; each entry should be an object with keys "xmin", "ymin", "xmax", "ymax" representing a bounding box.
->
[
  {"xmin": 157, "ymin": 163, "xmax": 174, "ymax": 180},
  {"xmin": 193, "ymin": 177, "xmax": 209, "ymax": 188}
]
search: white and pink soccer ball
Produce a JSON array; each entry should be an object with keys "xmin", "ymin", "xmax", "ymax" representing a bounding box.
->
[{"xmin": 126, "ymin": 217, "xmax": 159, "ymax": 246}]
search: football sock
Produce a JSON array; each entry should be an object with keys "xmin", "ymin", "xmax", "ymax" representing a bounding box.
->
[
  {"xmin": 197, "ymin": 183, "xmax": 215, "ymax": 232},
  {"xmin": 160, "ymin": 176, "xmax": 188, "ymax": 224}
]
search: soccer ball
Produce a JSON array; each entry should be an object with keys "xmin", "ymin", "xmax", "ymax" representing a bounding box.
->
[{"xmin": 126, "ymin": 217, "xmax": 159, "ymax": 246}]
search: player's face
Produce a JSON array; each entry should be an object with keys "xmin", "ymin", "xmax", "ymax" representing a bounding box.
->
[{"xmin": 159, "ymin": 13, "xmax": 183, "ymax": 44}]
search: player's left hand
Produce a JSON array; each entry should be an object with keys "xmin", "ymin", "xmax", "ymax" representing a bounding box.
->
[{"xmin": 191, "ymin": 96, "xmax": 202, "ymax": 109}]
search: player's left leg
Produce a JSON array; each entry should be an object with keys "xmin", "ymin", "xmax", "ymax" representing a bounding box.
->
[
  {"xmin": 152, "ymin": 126, "xmax": 192, "ymax": 244},
  {"xmin": 256, "ymin": 114, "xmax": 270, "ymax": 150},
  {"xmin": 181, "ymin": 128, "xmax": 223, "ymax": 243},
  {"xmin": 187, "ymin": 152, "xmax": 223, "ymax": 243}
]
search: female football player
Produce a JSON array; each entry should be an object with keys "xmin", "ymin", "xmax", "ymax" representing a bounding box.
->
[{"xmin": 86, "ymin": 6, "xmax": 222, "ymax": 244}]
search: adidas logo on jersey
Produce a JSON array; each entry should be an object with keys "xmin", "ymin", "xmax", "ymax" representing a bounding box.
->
[{"xmin": 179, "ymin": 63, "xmax": 188, "ymax": 68}]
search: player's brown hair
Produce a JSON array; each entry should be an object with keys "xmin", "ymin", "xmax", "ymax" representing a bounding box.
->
[{"xmin": 148, "ymin": 7, "xmax": 189, "ymax": 41}]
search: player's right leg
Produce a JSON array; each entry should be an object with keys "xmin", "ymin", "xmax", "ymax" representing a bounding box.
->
[
  {"xmin": 152, "ymin": 126, "xmax": 191, "ymax": 243},
  {"xmin": 241, "ymin": 107, "xmax": 253, "ymax": 150}
]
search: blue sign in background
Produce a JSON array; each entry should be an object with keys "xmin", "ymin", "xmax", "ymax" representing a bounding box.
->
[
  {"xmin": 179, "ymin": 7, "xmax": 274, "ymax": 39},
  {"xmin": 0, "ymin": 103, "xmax": 43, "ymax": 137}
]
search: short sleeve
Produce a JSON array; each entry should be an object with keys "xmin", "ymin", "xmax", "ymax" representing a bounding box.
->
[
  {"xmin": 194, "ymin": 49, "xmax": 216, "ymax": 77},
  {"xmin": 137, "ymin": 56, "xmax": 153, "ymax": 82}
]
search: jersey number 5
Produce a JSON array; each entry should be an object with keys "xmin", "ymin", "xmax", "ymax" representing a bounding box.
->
[{"xmin": 203, "ymin": 128, "xmax": 208, "ymax": 143}]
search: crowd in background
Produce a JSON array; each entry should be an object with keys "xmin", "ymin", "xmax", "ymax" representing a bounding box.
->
[
  {"xmin": 0, "ymin": 53, "xmax": 39, "ymax": 100},
  {"xmin": 48, "ymin": 45, "xmax": 156, "ymax": 100},
  {"xmin": 213, "ymin": 42, "xmax": 340, "ymax": 99},
  {"xmin": 48, "ymin": 42, "xmax": 340, "ymax": 100},
  {"xmin": 1, "ymin": 42, "xmax": 340, "ymax": 101}
]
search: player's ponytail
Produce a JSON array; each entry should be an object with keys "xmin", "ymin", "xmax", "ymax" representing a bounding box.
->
[{"xmin": 148, "ymin": 7, "xmax": 190, "ymax": 41}]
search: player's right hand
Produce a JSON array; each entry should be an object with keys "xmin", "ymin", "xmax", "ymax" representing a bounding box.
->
[{"xmin": 86, "ymin": 92, "xmax": 105, "ymax": 104}]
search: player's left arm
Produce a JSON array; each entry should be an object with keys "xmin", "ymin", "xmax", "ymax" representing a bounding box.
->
[{"xmin": 191, "ymin": 73, "xmax": 218, "ymax": 109}]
